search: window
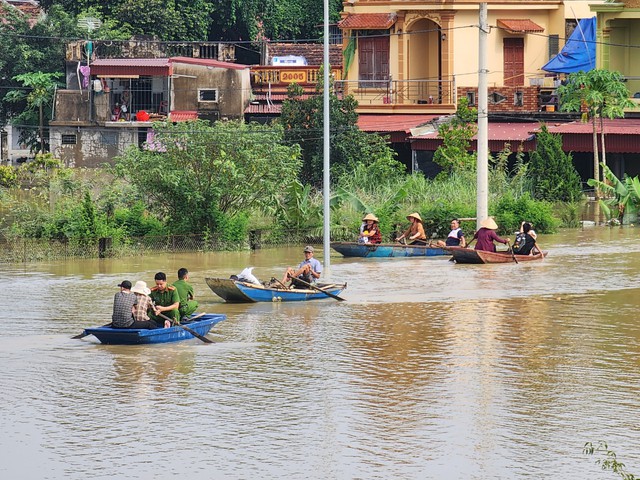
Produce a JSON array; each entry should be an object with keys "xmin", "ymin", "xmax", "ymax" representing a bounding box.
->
[
  {"xmin": 466, "ymin": 91, "xmax": 476, "ymax": 106},
  {"xmin": 198, "ymin": 89, "xmax": 218, "ymax": 102},
  {"xmin": 548, "ymin": 34, "xmax": 559, "ymax": 59},
  {"xmin": 61, "ymin": 134, "xmax": 77, "ymax": 145},
  {"xmin": 101, "ymin": 131, "xmax": 118, "ymax": 145},
  {"xmin": 489, "ymin": 91, "xmax": 506, "ymax": 104},
  {"xmin": 514, "ymin": 91, "xmax": 524, "ymax": 106},
  {"xmin": 358, "ymin": 30, "xmax": 390, "ymax": 88}
]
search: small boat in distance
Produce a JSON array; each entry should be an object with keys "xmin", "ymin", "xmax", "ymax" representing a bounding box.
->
[
  {"xmin": 447, "ymin": 246, "xmax": 548, "ymax": 264},
  {"xmin": 81, "ymin": 313, "xmax": 226, "ymax": 345},
  {"xmin": 206, "ymin": 277, "xmax": 347, "ymax": 303},
  {"xmin": 330, "ymin": 241, "xmax": 449, "ymax": 258}
]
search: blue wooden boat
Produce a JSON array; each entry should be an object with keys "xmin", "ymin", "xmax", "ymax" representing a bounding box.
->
[
  {"xmin": 330, "ymin": 241, "xmax": 449, "ymax": 258},
  {"xmin": 82, "ymin": 313, "xmax": 226, "ymax": 345},
  {"xmin": 206, "ymin": 277, "xmax": 346, "ymax": 303}
]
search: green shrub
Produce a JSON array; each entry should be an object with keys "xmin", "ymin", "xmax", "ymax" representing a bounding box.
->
[
  {"xmin": 493, "ymin": 192, "xmax": 559, "ymax": 234},
  {"xmin": 0, "ymin": 165, "xmax": 18, "ymax": 188}
]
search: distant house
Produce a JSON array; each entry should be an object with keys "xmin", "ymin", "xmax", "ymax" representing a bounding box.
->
[{"xmin": 50, "ymin": 56, "xmax": 251, "ymax": 167}]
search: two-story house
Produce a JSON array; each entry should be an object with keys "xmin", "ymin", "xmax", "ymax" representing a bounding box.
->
[{"xmin": 50, "ymin": 41, "xmax": 251, "ymax": 167}]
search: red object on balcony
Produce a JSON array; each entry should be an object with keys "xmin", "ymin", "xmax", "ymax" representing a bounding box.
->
[{"xmin": 136, "ymin": 110, "xmax": 150, "ymax": 121}]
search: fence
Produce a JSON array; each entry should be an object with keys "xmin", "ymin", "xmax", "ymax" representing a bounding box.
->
[{"xmin": 0, "ymin": 227, "xmax": 354, "ymax": 263}]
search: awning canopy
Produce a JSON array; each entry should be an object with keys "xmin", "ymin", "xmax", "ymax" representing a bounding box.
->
[
  {"xmin": 338, "ymin": 13, "xmax": 397, "ymax": 30},
  {"xmin": 497, "ymin": 19, "xmax": 544, "ymax": 34},
  {"xmin": 542, "ymin": 17, "xmax": 596, "ymax": 73}
]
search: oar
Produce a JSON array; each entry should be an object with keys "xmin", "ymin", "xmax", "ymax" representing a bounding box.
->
[
  {"xmin": 156, "ymin": 312, "xmax": 213, "ymax": 344},
  {"xmin": 288, "ymin": 276, "xmax": 346, "ymax": 301},
  {"xmin": 508, "ymin": 244, "xmax": 519, "ymax": 264},
  {"xmin": 72, "ymin": 323, "xmax": 111, "ymax": 339}
]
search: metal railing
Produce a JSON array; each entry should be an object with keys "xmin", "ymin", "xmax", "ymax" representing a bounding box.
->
[{"xmin": 334, "ymin": 77, "xmax": 456, "ymax": 106}]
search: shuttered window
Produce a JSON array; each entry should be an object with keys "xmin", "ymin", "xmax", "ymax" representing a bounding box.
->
[
  {"xmin": 504, "ymin": 38, "xmax": 524, "ymax": 87},
  {"xmin": 358, "ymin": 31, "xmax": 390, "ymax": 89}
]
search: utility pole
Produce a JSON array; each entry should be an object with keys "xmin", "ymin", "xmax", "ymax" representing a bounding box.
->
[
  {"xmin": 322, "ymin": 0, "xmax": 331, "ymax": 272},
  {"xmin": 477, "ymin": 3, "xmax": 489, "ymax": 229}
]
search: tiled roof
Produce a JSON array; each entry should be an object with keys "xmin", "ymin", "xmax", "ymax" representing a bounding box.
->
[
  {"xmin": 1, "ymin": 0, "xmax": 43, "ymax": 26},
  {"xmin": 169, "ymin": 111, "xmax": 198, "ymax": 122},
  {"xmin": 90, "ymin": 58, "xmax": 171, "ymax": 67},
  {"xmin": 358, "ymin": 114, "xmax": 440, "ymax": 133},
  {"xmin": 497, "ymin": 19, "xmax": 544, "ymax": 33},
  {"xmin": 338, "ymin": 13, "xmax": 398, "ymax": 30},
  {"xmin": 265, "ymin": 43, "xmax": 343, "ymax": 67}
]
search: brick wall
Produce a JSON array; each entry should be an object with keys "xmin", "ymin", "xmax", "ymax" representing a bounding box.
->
[{"xmin": 457, "ymin": 86, "xmax": 545, "ymax": 112}]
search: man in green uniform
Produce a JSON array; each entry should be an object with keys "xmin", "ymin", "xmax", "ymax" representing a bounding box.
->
[
  {"xmin": 173, "ymin": 267, "xmax": 198, "ymax": 321},
  {"xmin": 149, "ymin": 271, "xmax": 180, "ymax": 326}
]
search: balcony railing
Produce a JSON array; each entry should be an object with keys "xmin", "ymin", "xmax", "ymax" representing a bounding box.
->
[
  {"xmin": 251, "ymin": 66, "xmax": 343, "ymax": 87},
  {"xmin": 334, "ymin": 77, "xmax": 456, "ymax": 106}
]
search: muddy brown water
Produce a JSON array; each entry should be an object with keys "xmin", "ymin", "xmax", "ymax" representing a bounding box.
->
[{"xmin": 1, "ymin": 227, "xmax": 639, "ymax": 479}]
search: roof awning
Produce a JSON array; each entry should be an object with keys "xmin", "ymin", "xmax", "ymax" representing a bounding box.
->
[
  {"xmin": 338, "ymin": 13, "xmax": 397, "ymax": 30},
  {"xmin": 497, "ymin": 19, "xmax": 544, "ymax": 34}
]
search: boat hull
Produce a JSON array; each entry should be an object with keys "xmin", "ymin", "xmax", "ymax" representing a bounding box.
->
[
  {"xmin": 206, "ymin": 277, "xmax": 346, "ymax": 303},
  {"xmin": 330, "ymin": 242, "xmax": 449, "ymax": 258},
  {"xmin": 82, "ymin": 313, "xmax": 226, "ymax": 345},
  {"xmin": 448, "ymin": 246, "xmax": 548, "ymax": 264}
]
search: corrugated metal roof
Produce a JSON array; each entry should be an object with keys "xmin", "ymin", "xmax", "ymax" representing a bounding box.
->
[
  {"xmin": 411, "ymin": 122, "xmax": 539, "ymax": 151},
  {"xmin": 170, "ymin": 57, "xmax": 249, "ymax": 71},
  {"xmin": 338, "ymin": 13, "xmax": 397, "ymax": 30},
  {"xmin": 244, "ymin": 103, "xmax": 282, "ymax": 114},
  {"xmin": 546, "ymin": 118, "xmax": 640, "ymax": 135},
  {"xmin": 497, "ymin": 19, "xmax": 544, "ymax": 33},
  {"xmin": 90, "ymin": 58, "xmax": 171, "ymax": 77},
  {"xmin": 358, "ymin": 114, "xmax": 440, "ymax": 133}
]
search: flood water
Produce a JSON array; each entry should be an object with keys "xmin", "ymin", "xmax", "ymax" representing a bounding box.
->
[{"xmin": 1, "ymin": 227, "xmax": 640, "ymax": 480}]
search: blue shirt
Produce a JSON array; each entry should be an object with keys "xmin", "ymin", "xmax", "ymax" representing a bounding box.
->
[{"xmin": 298, "ymin": 258, "xmax": 322, "ymax": 276}]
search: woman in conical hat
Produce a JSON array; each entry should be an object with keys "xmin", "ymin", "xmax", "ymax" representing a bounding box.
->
[
  {"xmin": 468, "ymin": 216, "xmax": 510, "ymax": 252},
  {"xmin": 395, "ymin": 212, "xmax": 427, "ymax": 245},
  {"xmin": 359, "ymin": 213, "xmax": 381, "ymax": 244}
]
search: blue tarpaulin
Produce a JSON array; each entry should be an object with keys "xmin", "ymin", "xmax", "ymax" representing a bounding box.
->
[{"xmin": 542, "ymin": 17, "xmax": 596, "ymax": 73}]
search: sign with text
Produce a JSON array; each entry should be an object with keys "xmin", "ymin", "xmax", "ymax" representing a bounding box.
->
[{"xmin": 281, "ymin": 70, "xmax": 308, "ymax": 83}]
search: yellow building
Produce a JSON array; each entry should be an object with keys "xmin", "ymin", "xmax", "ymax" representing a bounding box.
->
[{"xmin": 338, "ymin": 0, "xmax": 602, "ymax": 115}]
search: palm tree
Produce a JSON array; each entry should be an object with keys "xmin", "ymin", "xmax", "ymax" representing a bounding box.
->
[{"xmin": 557, "ymin": 69, "xmax": 635, "ymax": 198}]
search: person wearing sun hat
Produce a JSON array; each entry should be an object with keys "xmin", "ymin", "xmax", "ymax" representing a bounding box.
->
[
  {"xmin": 468, "ymin": 216, "xmax": 510, "ymax": 252},
  {"xmin": 395, "ymin": 212, "xmax": 427, "ymax": 245},
  {"xmin": 282, "ymin": 245, "xmax": 323, "ymax": 288},
  {"xmin": 129, "ymin": 280, "xmax": 159, "ymax": 329},
  {"xmin": 358, "ymin": 213, "xmax": 382, "ymax": 244}
]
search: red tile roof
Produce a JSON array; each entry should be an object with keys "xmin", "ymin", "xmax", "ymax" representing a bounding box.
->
[
  {"xmin": 358, "ymin": 114, "xmax": 440, "ymax": 133},
  {"xmin": 265, "ymin": 43, "xmax": 343, "ymax": 67},
  {"xmin": 338, "ymin": 13, "xmax": 398, "ymax": 30},
  {"xmin": 497, "ymin": 19, "xmax": 544, "ymax": 33},
  {"xmin": 169, "ymin": 111, "xmax": 198, "ymax": 122}
]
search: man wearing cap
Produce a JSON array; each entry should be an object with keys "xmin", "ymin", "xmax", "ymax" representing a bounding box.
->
[
  {"xmin": 112, "ymin": 280, "xmax": 138, "ymax": 328},
  {"xmin": 281, "ymin": 246, "xmax": 323, "ymax": 288},
  {"xmin": 396, "ymin": 212, "xmax": 427, "ymax": 245}
]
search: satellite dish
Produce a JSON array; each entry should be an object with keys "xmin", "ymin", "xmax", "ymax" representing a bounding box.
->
[{"xmin": 77, "ymin": 17, "xmax": 102, "ymax": 32}]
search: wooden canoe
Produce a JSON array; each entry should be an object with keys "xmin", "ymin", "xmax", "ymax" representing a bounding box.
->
[
  {"xmin": 330, "ymin": 241, "xmax": 449, "ymax": 258},
  {"xmin": 205, "ymin": 277, "xmax": 347, "ymax": 303},
  {"xmin": 447, "ymin": 246, "xmax": 548, "ymax": 264},
  {"xmin": 82, "ymin": 313, "xmax": 226, "ymax": 345}
]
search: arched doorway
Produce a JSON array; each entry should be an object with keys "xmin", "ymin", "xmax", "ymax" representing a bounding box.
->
[{"xmin": 406, "ymin": 18, "xmax": 441, "ymax": 102}]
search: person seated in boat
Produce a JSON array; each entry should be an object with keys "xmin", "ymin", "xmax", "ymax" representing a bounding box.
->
[
  {"xmin": 149, "ymin": 272, "xmax": 180, "ymax": 327},
  {"xmin": 519, "ymin": 220, "xmax": 537, "ymax": 241},
  {"xmin": 358, "ymin": 213, "xmax": 382, "ymax": 244},
  {"xmin": 173, "ymin": 267, "xmax": 198, "ymax": 321},
  {"xmin": 467, "ymin": 217, "xmax": 510, "ymax": 253},
  {"xmin": 512, "ymin": 222, "xmax": 539, "ymax": 255},
  {"xmin": 434, "ymin": 218, "xmax": 466, "ymax": 248},
  {"xmin": 395, "ymin": 212, "xmax": 427, "ymax": 245},
  {"xmin": 130, "ymin": 280, "xmax": 161, "ymax": 329},
  {"xmin": 112, "ymin": 280, "xmax": 158, "ymax": 329},
  {"xmin": 282, "ymin": 245, "xmax": 322, "ymax": 289}
]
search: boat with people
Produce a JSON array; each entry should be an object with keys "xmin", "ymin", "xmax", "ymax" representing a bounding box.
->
[
  {"xmin": 447, "ymin": 246, "xmax": 548, "ymax": 264},
  {"xmin": 330, "ymin": 241, "xmax": 449, "ymax": 258},
  {"xmin": 205, "ymin": 277, "xmax": 347, "ymax": 303},
  {"xmin": 80, "ymin": 313, "xmax": 226, "ymax": 345}
]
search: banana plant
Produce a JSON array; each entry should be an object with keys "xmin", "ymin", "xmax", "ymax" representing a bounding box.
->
[{"xmin": 587, "ymin": 163, "xmax": 640, "ymax": 222}]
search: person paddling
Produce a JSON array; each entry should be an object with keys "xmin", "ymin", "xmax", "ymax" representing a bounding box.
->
[
  {"xmin": 467, "ymin": 217, "xmax": 510, "ymax": 253},
  {"xmin": 396, "ymin": 212, "xmax": 427, "ymax": 245}
]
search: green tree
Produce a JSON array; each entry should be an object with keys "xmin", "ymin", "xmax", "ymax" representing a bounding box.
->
[
  {"xmin": 557, "ymin": 69, "xmax": 635, "ymax": 197},
  {"xmin": 528, "ymin": 123, "xmax": 583, "ymax": 202},
  {"xmin": 432, "ymin": 98, "xmax": 478, "ymax": 176},
  {"xmin": 113, "ymin": 120, "xmax": 301, "ymax": 235},
  {"xmin": 5, "ymin": 72, "xmax": 64, "ymax": 153},
  {"xmin": 279, "ymin": 80, "xmax": 401, "ymax": 187},
  {"xmin": 587, "ymin": 163, "xmax": 640, "ymax": 223}
]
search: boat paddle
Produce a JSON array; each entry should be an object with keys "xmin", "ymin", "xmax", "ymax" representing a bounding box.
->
[
  {"xmin": 287, "ymin": 276, "xmax": 346, "ymax": 301},
  {"xmin": 156, "ymin": 312, "xmax": 213, "ymax": 344},
  {"xmin": 508, "ymin": 243, "xmax": 519, "ymax": 264},
  {"xmin": 72, "ymin": 323, "xmax": 112, "ymax": 339}
]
